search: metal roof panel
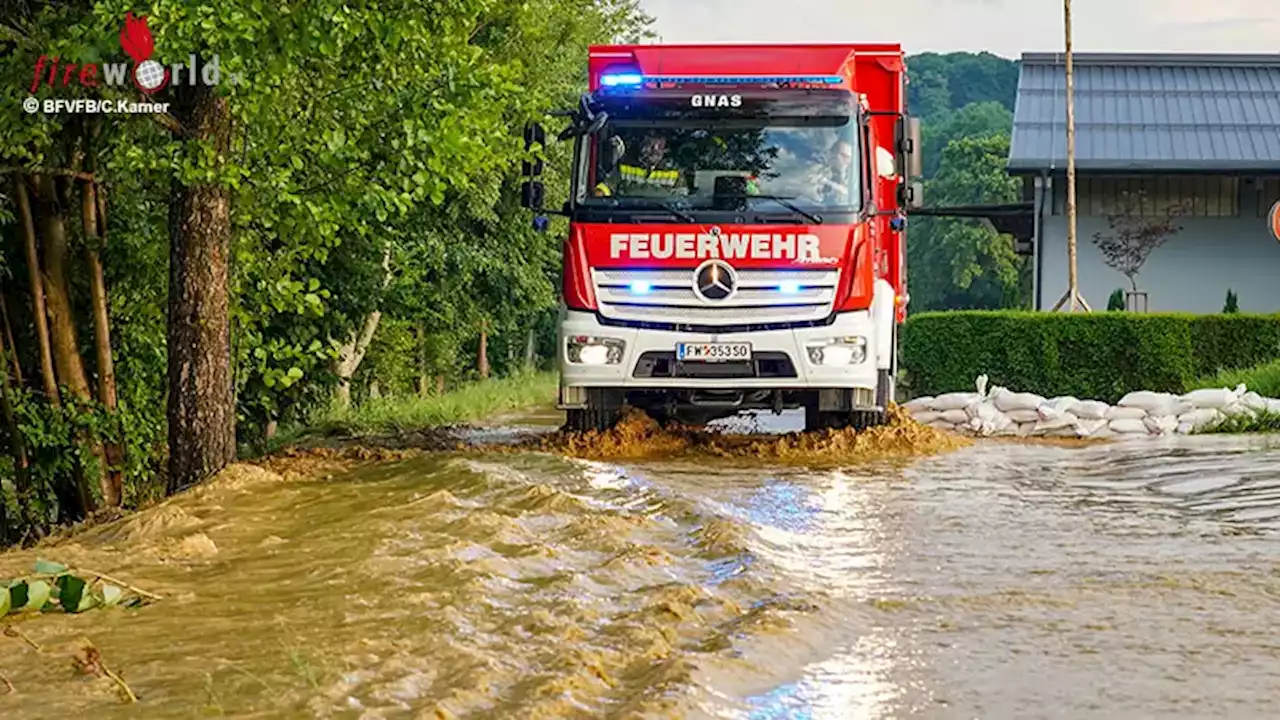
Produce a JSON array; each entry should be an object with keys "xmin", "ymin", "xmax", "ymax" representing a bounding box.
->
[{"xmin": 1007, "ymin": 53, "xmax": 1280, "ymax": 172}]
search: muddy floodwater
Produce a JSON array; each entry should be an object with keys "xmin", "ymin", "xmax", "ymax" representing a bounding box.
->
[{"xmin": 3, "ymin": 410, "xmax": 1280, "ymax": 718}]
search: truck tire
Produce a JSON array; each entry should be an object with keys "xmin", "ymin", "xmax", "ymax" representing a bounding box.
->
[
  {"xmin": 564, "ymin": 388, "xmax": 623, "ymax": 433},
  {"xmin": 806, "ymin": 407, "xmax": 886, "ymax": 431}
]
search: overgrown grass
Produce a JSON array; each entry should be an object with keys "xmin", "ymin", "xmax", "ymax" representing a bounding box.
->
[
  {"xmin": 1199, "ymin": 411, "xmax": 1280, "ymax": 435},
  {"xmin": 308, "ymin": 370, "xmax": 558, "ymax": 436},
  {"xmin": 1193, "ymin": 359, "xmax": 1280, "ymax": 399}
]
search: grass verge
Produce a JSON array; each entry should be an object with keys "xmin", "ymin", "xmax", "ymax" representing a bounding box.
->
[
  {"xmin": 262, "ymin": 371, "xmax": 558, "ymax": 450},
  {"xmin": 1193, "ymin": 359, "xmax": 1280, "ymax": 399}
]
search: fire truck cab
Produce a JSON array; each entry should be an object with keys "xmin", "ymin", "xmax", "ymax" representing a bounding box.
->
[{"xmin": 519, "ymin": 43, "xmax": 922, "ymax": 432}]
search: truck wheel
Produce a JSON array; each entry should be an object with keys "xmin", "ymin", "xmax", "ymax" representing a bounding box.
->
[
  {"xmin": 805, "ymin": 400, "xmax": 886, "ymax": 432},
  {"xmin": 564, "ymin": 388, "xmax": 623, "ymax": 433}
]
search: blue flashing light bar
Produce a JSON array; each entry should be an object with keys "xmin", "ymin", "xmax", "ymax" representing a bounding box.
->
[
  {"xmin": 778, "ymin": 281, "xmax": 802, "ymax": 294},
  {"xmin": 600, "ymin": 73, "xmax": 844, "ymax": 87},
  {"xmin": 630, "ymin": 281, "xmax": 652, "ymax": 294},
  {"xmin": 600, "ymin": 73, "xmax": 644, "ymax": 87}
]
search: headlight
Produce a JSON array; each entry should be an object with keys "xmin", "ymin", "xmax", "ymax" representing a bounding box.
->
[
  {"xmin": 806, "ymin": 336, "xmax": 867, "ymax": 366},
  {"xmin": 566, "ymin": 335, "xmax": 625, "ymax": 365}
]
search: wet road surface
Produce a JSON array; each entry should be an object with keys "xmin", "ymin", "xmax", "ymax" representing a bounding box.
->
[{"xmin": 2, "ymin": 411, "xmax": 1279, "ymax": 718}]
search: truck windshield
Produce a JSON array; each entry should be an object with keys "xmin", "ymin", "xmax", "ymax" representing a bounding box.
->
[{"xmin": 573, "ymin": 92, "xmax": 862, "ymax": 218}]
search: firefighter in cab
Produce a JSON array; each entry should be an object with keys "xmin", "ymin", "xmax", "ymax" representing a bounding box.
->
[{"xmin": 593, "ymin": 133, "xmax": 685, "ymax": 197}]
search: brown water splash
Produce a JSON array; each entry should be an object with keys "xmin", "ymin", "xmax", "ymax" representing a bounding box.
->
[{"xmin": 524, "ymin": 405, "xmax": 970, "ymax": 466}]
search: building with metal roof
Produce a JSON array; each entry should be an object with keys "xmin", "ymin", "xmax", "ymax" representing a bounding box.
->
[{"xmin": 1007, "ymin": 53, "xmax": 1280, "ymax": 312}]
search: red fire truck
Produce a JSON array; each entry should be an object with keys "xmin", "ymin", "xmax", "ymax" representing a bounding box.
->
[{"xmin": 519, "ymin": 43, "xmax": 923, "ymax": 432}]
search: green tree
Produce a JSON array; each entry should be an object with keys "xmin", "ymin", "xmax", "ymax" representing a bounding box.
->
[
  {"xmin": 921, "ymin": 101, "xmax": 1012, "ymax": 178},
  {"xmin": 907, "ymin": 133, "xmax": 1026, "ymax": 310}
]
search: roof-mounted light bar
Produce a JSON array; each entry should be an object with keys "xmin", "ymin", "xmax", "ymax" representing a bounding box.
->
[{"xmin": 599, "ymin": 73, "xmax": 845, "ymax": 87}]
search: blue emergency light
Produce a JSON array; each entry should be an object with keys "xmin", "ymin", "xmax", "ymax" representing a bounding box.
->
[
  {"xmin": 778, "ymin": 280, "xmax": 802, "ymax": 294},
  {"xmin": 600, "ymin": 73, "xmax": 843, "ymax": 87},
  {"xmin": 630, "ymin": 281, "xmax": 652, "ymax": 294}
]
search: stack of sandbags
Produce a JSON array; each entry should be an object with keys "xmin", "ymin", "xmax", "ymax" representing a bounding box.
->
[{"xmin": 899, "ymin": 377, "xmax": 1280, "ymax": 438}]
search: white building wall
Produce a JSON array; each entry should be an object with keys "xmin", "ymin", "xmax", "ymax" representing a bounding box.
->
[{"xmin": 1035, "ymin": 175, "xmax": 1280, "ymax": 313}]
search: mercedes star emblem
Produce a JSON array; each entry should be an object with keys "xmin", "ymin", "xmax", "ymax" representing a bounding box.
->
[{"xmin": 693, "ymin": 260, "xmax": 737, "ymax": 302}]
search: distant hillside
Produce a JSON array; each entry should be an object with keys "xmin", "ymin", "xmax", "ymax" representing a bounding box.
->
[
  {"xmin": 906, "ymin": 52, "xmax": 1019, "ymax": 119},
  {"xmin": 905, "ymin": 52, "xmax": 1019, "ymax": 178}
]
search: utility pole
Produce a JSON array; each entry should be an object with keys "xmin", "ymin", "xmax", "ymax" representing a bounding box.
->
[{"xmin": 1051, "ymin": 0, "xmax": 1090, "ymax": 312}]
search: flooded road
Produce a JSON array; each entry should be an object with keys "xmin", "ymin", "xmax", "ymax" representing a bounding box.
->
[{"xmin": 3, "ymin": 411, "xmax": 1280, "ymax": 718}]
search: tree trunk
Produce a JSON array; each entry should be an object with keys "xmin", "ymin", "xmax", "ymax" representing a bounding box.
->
[
  {"xmin": 0, "ymin": 289, "xmax": 21, "ymax": 387},
  {"xmin": 436, "ymin": 375, "xmax": 445, "ymax": 395},
  {"xmin": 0, "ymin": 334, "xmax": 32, "ymax": 539},
  {"xmin": 332, "ymin": 243, "xmax": 391, "ymax": 409},
  {"xmin": 11, "ymin": 175, "xmax": 59, "ymax": 405},
  {"xmin": 33, "ymin": 174, "xmax": 100, "ymax": 516},
  {"xmin": 416, "ymin": 326, "xmax": 429, "ymax": 397},
  {"xmin": 264, "ymin": 419, "xmax": 278, "ymax": 441},
  {"xmin": 368, "ymin": 379, "xmax": 381, "ymax": 400},
  {"xmin": 333, "ymin": 309, "xmax": 381, "ymax": 411},
  {"xmin": 524, "ymin": 327, "xmax": 536, "ymax": 369},
  {"xmin": 82, "ymin": 179, "xmax": 123, "ymax": 507},
  {"xmin": 477, "ymin": 322, "xmax": 490, "ymax": 379},
  {"xmin": 168, "ymin": 79, "xmax": 236, "ymax": 494}
]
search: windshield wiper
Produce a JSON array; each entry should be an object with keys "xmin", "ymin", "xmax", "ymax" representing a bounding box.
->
[
  {"xmin": 718, "ymin": 194, "xmax": 823, "ymax": 225},
  {"xmin": 597, "ymin": 197, "xmax": 697, "ymax": 223}
]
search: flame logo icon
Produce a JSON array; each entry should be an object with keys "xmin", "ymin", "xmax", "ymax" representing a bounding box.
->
[
  {"xmin": 120, "ymin": 12, "xmax": 153, "ymax": 62},
  {"xmin": 120, "ymin": 11, "xmax": 168, "ymax": 94}
]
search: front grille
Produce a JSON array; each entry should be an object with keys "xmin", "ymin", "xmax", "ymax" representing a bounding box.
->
[
  {"xmin": 593, "ymin": 267, "xmax": 839, "ymax": 327},
  {"xmin": 632, "ymin": 351, "xmax": 797, "ymax": 379}
]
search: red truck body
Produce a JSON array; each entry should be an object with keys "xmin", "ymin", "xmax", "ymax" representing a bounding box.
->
[{"xmin": 522, "ymin": 43, "xmax": 921, "ymax": 431}]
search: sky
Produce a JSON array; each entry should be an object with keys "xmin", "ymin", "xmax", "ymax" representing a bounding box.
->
[{"xmin": 636, "ymin": 0, "xmax": 1280, "ymax": 58}]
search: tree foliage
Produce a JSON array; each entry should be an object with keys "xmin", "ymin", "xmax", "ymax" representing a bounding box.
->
[
  {"xmin": 0, "ymin": 0, "xmax": 652, "ymax": 541},
  {"xmin": 904, "ymin": 51, "xmax": 1025, "ymax": 311}
]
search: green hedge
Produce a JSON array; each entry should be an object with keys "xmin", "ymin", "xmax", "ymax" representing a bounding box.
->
[{"xmin": 899, "ymin": 311, "xmax": 1280, "ymax": 403}]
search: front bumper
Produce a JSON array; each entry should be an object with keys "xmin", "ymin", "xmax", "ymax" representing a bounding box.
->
[{"xmin": 557, "ymin": 308, "xmax": 879, "ymax": 392}]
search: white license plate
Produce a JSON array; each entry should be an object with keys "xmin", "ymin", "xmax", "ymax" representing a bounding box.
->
[{"xmin": 676, "ymin": 342, "xmax": 751, "ymax": 362}]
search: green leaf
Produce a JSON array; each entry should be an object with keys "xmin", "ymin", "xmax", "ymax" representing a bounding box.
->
[
  {"xmin": 58, "ymin": 575, "xmax": 87, "ymax": 613},
  {"xmin": 34, "ymin": 559, "xmax": 68, "ymax": 575},
  {"xmin": 8, "ymin": 581, "xmax": 27, "ymax": 611},
  {"xmin": 101, "ymin": 584, "xmax": 124, "ymax": 608},
  {"xmin": 24, "ymin": 580, "xmax": 48, "ymax": 611},
  {"xmin": 0, "ymin": 587, "xmax": 9, "ymax": 616}
]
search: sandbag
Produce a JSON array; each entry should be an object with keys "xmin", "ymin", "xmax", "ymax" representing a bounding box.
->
[
  {"xmin": 1109, "ymin": 418, "xmax": 1149, "ymax": 434},
  {"xmin": 1143, "ymin": 414, "xmax": 1178, "ymax": 435},
  {"xmin": 1239, "ymin": 391, "xmax": 1269, "ymax": 412},
  {"xmin": 1118, "ymin": 390, "xmax": 1175, "ymax": 409},
  {"xmin": 912, "ymin": 411, "xmax": 942, "ymax": 424},
  {"xmin": 1033, "ymin": 412, "xmax": 1078, "ymax": 433},
  {"xmin": 929, "ymin": 420, "xmax": 957, "ymax": 431},
  {"xmin": 1177, "ymin": 408, "xmax": 1224, "ymax": 432},
  {"xmin": 1016, "ymin": 421, "xmax": 1037, "ymax": 437},
  {"xmin": 1180, "ymin": 387, "xmax": 1242, "ymax": 409},
  {"xmin": 1175, "ymin": 421, "xmax": 1194, "ymax": 435},
  {"xmin": 1088, "ymin": 426, "xmax": 1116, "ymax": 440},
  {"xmin": 1006, "ymin": 409, "xmax": 1042, "ymax": 423},
  {"xmin": 934, "ymin": 392, "xmax": 980, "ymax": 411},
  {"xmin": 992, "ymin": 389, "xmax": 1046, "ymax": 413},
  {"xmin": 1106, "ymin": 405, "xmax": 1148, "ymax": 420},
  {"xmin": 1266, "ymin": 398, "xmax": 1280, "ymax": 415},
  {"xmin": 1036, "ymin": 396, "xmax": 1080, "ymax": 421},
  {"xmin": 964, "ymin": 398, "xmax": 992, "ymax": 420},
  {"xmin": 1222, "ymin": 402, "xmax": 1256, "ymax": 419},
  {"xmin": 902, "ymin": 396, "xmax": 936, "ymax": 412},
  {"xmin": 940, "ymin": 409, "xmax": 969, "ymax": 424},
  {"xmin": 1075, "ymin": 418, "xmax": 1109, "ymax": 437},
  {"xmin": 1072, "ymin": 400, "xmax": 1110, "ymax": 420},
  {"xmin": 975, "ymin": 373, "xmax": 989, "ymax": 398}
]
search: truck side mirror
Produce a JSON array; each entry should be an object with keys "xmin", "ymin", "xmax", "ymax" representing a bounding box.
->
[
  {"xmin": 521, "ymin": 180, "xmax": 544, "ymax": 211},
  {"xmin": 523, "ymin": 122, "xmax": 546, "ymax": 152},
  {"xmin": 906, "ymin": 180, "xmax": 924, "ymax": 209},
  {"xmin": 522, "ymin": 122, "xmax": 546, "ymax": 178},
  {"xmin": 904, "ymin": 117, "xmax": 923, "ymax": 179}
]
